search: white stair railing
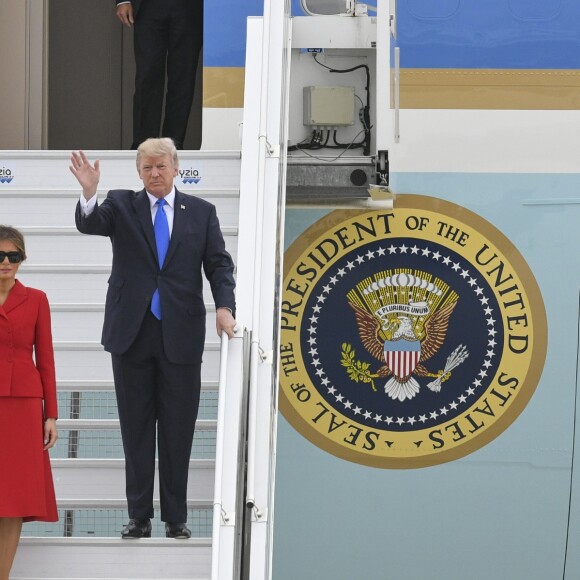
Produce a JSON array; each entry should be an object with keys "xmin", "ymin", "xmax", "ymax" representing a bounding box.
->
[
  {"xmin": 211, "ymin": 326, "xmax": 248, "ymax": 579},
  {"xmin": 235, "ymin": 2, "xmax": 292, "ymax": 578}
]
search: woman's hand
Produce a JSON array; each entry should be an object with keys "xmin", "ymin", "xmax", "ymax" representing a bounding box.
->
[{"xmin": 43, "ymin": 418, "xmax": 58, "ymax": 450}]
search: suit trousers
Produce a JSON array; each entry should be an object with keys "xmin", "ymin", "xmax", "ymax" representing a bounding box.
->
[
  {"xmin": 111, "ymin": 310, "xmax": 201, "ymax": 523},
  {"xmin": 132, "ymin": 0, "xmax": 203, "ymax": 148}
]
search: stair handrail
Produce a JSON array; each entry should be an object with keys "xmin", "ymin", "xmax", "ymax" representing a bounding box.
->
[
  {"xmin": 211, "ymin": 324, "xmax": 249, "ymax": 580},
  {"xmin": 211, "ymin": 327, "xmax": 233, "ymax": 579},
  {"xmin": 245, "ymin": 0, "xmax": 274, "ymax": 516}
]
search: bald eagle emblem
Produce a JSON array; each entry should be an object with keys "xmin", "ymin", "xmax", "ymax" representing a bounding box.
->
[{"xmin": 342, "ymin": 270, "xmax": 469, "ymax": 402}]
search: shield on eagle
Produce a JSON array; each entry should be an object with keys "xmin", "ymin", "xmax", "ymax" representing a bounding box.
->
[{"xmin": 384, "ymin": 339, "xmax": 421, "ymax": 380}]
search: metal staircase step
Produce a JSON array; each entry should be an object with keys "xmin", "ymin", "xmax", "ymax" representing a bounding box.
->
[
  {"xmin": 19, "ymin": 267, "xmax": 234, "ymax": 306},
  {"xmin": 56, "ymin": 379, "xmax": 219, "ymax": 392},
  {"xmin": 52, "ymin": 347, "xmax": 223, "ymax": 382},
  {"xmin": 20, "ymin": 234, "xmax": 238, "ymax": 264},
  {"xmin": 50, "ymin": 303, "xmax": 219, "ymax": 342},
  {"xmin": 52, "ymin": 459, "xmax": 216, "ymax": 501},
  {"xmin": 0, "ymin": 188, "xmax": 240, "ymax": 229},
  {"xmin": 13, "ymin": 537, "xmax": 212, "ymax": 580}
]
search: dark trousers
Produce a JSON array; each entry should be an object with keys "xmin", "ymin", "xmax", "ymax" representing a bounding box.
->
[
  {"xmin": 132, "ymin": 0, "xmax": 203, "ymax": 149},
  {"xmin": 111, "ymin": 310, "xmax": 201, "ymax": 523}
]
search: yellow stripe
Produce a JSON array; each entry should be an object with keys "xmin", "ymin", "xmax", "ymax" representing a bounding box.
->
[
  {"xmin": 398, "ymin": 69, "xmax": 580, "ymax": 110},
  {"xmin": 202, "ymin": 67, "xmax": 580, "ymax": 110},
  {"xmin": 203, "ymin": 67, "xmax": 245, "ymax": 108}
]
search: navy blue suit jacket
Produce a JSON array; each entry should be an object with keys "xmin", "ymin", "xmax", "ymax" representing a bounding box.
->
[{"xmin": 76, "ymin": 188, "xmax": 236, "ymax": 364}]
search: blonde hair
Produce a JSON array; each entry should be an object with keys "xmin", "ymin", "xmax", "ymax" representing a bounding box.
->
[
  {"xmin": 0, "ymin": 225, "xmax": 26, "ymax": 260},
  {"xmin": 136, "ymin": 138, "xmax": 179, "ymax": 169}
]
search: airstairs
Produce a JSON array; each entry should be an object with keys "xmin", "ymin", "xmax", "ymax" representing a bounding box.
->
[
  {"xmin": 3, "ymin": 1, "xmax": 288, "ymax": 577},
  {"xmin": 4, "ymin": 151, "xmax": 250, "ymax": 580}
]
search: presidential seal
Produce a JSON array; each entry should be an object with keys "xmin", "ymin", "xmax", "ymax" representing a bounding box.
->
[{"xmin": 279, "ymin": 196, "xmax": 547, "ymax": 468}]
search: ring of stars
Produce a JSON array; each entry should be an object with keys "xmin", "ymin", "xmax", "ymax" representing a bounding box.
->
[{"xmin": 304, "ymin": 242, "xmax": 500, "ymax": 429}]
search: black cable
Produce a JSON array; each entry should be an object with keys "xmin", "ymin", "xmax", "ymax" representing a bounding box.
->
[
  {"xmin": 288, "ymin": 130, "xmax": 319, "ymax": 152},
  {"xmin": 288, "ymin": 128, "xmax": 334, "ymax": 152},
  {"xmin": 288, "ymin": 128, "xmax": 369, "ymax": 163},
  {"xmin": 312, "ymin": 54, "xmax": 372, "ymax": 155}
]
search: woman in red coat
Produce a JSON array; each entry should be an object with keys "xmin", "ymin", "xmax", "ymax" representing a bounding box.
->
[{"xmin": 0, "ymin": 226, "xmax": 58, "ymax": 580}]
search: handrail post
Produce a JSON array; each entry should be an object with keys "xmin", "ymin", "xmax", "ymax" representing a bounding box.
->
[
  {"xmin": 212, "ymin": 324, "xmax": 255, "ymax": 580},
  {"xmin": 211, "ymin": 330, "xmax": 230, "ymax": 580},
  {"xmin": 245, "ymin": 0, "xmax": 273, "ymax": 514}
]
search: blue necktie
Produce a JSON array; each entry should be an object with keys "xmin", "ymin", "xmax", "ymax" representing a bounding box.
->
[{"xmin": 151, "ymin": 198, "xmax": 169, "ymax": 320}]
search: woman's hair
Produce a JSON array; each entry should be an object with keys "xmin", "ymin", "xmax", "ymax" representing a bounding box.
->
[
  {"xmin": 0, "ymin": 225, "xmax": 26, "ymax": 260},
  {"xmin": 136, "ymin": 138, "xmax": 178, "ymax": 169}
]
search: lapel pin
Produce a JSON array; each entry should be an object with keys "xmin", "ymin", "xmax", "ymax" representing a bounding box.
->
[{"xmin": 181, "ymin": 204, "xmax": 186, "ymax": 210}]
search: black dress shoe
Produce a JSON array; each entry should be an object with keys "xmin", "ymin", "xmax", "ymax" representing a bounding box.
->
[
  {"xmin": 165, "ymin": 522, "xmax": 191, "ymax": 539},
  {"xmin": 121, "ymin": 518, "xmax": 152, "ymax": 539}
]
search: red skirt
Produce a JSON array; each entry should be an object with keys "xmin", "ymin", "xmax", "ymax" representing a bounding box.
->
[{"xmin": 0, "ymin": 397, "xmax": 58, "ymax": 522}]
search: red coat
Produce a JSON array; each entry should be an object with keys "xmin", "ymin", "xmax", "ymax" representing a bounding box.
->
[{"xmin": 0, "ymin": 280, "xmax": 58, "ymax": 419}]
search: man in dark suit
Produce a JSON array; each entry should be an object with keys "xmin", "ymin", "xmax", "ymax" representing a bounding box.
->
[
  {"xmin": 70, "ymin": 138, "xmax": 235, "ymax": 539},
  {"xmin": 116, "ymin": 0, "xmax": 203, "ymax": 149}
]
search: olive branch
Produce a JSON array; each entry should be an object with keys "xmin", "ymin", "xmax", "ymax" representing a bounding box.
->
[{"xmin": 341, "ymin": 343, "xmax": 379, "ymax": 392}]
